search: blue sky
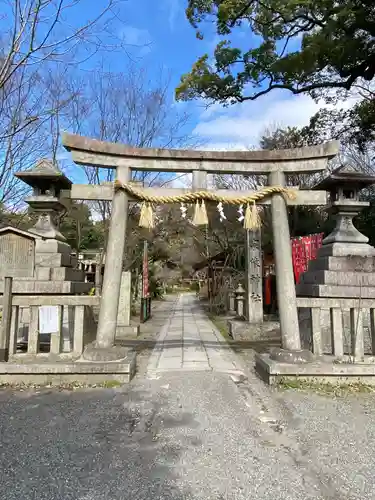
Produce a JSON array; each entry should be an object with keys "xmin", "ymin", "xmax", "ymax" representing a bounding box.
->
[
  {"xmin": 52, "ymin": 0, "xmax": 358, "ymax": 184},
  {"xmin": 72, "ymin": 0, "xmax": 357, "ymax": 151},
  {"xmin": 0, "ymin": 0, "xmax": 360, "ymax": 204}
]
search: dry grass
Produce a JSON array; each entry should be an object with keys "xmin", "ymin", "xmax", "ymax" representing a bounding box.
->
[{"xmin": 278, "ymin": 378, "xmax": 375, "ymax": 396}]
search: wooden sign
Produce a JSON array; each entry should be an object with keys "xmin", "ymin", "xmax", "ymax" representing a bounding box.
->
[{"xmin": 0, "ymin": 229, "xmax": 35, "ymax": 278}]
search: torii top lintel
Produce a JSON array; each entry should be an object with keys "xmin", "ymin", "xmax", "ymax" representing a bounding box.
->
[{"xmin": 62, "ymin": 132, "xmax": 339, "ymax": 175}]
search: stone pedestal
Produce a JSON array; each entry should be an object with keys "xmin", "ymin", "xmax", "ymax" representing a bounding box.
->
[
  {"xmin": 297, "ymin": 243, "xmax": 375, "ymax": 298},
  {"xmin": 297, "ymin": 244, "xmax": 375, "ymax": 354}
]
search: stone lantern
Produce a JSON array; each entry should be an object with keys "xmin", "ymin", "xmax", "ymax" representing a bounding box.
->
[
  {"xmin": 297, "ymin": 163, "xmax": 375, "ymax": 298},
  {"xmin": 235, "ymin": 283, "xmax": 246, "ymax": 319},
  {"xmin": 318, "ymin": 164, "xmax": 375, "ymax": 246},
  {"xmin": 15, "ymin": 159, "xmax": 72, "ymax": 242}
]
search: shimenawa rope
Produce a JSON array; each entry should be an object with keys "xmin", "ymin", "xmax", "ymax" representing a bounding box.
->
[{"xmin": 114, "ymin": 180, "xmax": 296, "ymax": 230}]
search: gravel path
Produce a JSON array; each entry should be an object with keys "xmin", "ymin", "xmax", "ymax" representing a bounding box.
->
[{"xmin": 0, "ymin": 293, "xmax": 374, "ymax": 499}]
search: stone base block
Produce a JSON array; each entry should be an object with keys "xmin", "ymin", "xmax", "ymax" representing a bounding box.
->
[
  {"xmin": 35, "ymin": 240, "xmax": 72, "ymax": 255},
  {"xmin": 318, "ymin": 243, "xmax": 375, "ymax": 258},
  {"xmin": 35, "ymin": 252, "xmax": 71, "ymax": 268},
  {"xmin": 82, "ymin": 344, "xmax": 132, "ymax": 362},
  {"xmin": 296, "ymin": 283, "xmax": 375, "ymax": 298},
  {"xmin": 0, "ymin": 348, "xmax": 8, "ymax": 362},
  {"xmin": 301, "ymin": 269, "xmax": 375, "ymax": 287},
  {"xmin": 308, "ymin": 255, "xmax": 375, "ymax": 273},
  {"xmin": 0, "ymin": 280, "xmax": 92, "ymax": 294},
  {"xmin": 116, "ymin": 325, "xmax": 140, "ymax": 338},
  {"xmin": 228, "ymin": 320, "xmax": 280, "ymax": 342},
  {"xmin": 0, "ymin": 353, "xmax": 136, "ymax": 385},
  {"xmin": 35, "ymin": 266, "xmax": 86, "ymax": 282},
  {"xmin": 256, "ymin": 353, "xmax": 375, "ymax": 385},
  {"xmin": 269, "ymin": 347, "xmax": 315, "ymax": 363}
]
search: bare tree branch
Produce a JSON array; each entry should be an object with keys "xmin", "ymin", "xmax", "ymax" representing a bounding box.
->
[
  {"xmin": 64, "ymin": 62, "xmax": 199, "ymax": 221},
  {"xmin": 0, "ymin": 0, "xmax": 132, "ymax": 208}
]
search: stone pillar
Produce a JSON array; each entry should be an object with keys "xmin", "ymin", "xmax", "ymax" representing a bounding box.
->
[
  {"xmin": 269, "ymin": 170, "xmax": 301, "ymax": 351},
  {"xmin": 192, "ymin": 170, "xmax": 207, "ymax": 191},
  {"xmin": 245, "ymin": 229, "xmax": 263, "ymax": 323},
  {"xmin": 95, "ymin": 166, "xmax": 130, "ymax": 350},
  {"xmin": 117, "ymin": 271, "xmax": 131, "ymax": 327},
  {"xmin": 95, "ymin": 252, "xmax": 103, "ymax": 296},
  {"xmin": 0, "ymin": 277, "xmax": 12, "ymax": 361},
  {"xmin": 228, "ymin": 289, "xmax": 235, "ymax": 314}
]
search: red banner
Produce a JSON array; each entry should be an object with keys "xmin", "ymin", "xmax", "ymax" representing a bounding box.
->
[
  {"xmin": 291, "ymin": 233, "xmax": 323, "ymax": 284},
  {"xmin": 264, "ymin": 275, "xmax": 272, "ymax": 306}
]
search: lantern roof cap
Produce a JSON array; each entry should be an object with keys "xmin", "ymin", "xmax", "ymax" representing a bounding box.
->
[
  {"xmin": 314, "ymin": 163, "xmax": 375, "ymax": 191},
  {"xmin": 15, "ymin": 159, "xmax": 72, "ymax": 189}
]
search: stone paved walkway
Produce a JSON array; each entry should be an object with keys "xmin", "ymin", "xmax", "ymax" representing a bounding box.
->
[{"xmin": 147, "ymin": 294, "xmax": 244, "ymax": 375}]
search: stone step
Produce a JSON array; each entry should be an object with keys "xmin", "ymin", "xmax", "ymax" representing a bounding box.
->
[
  {"xmin": 317, "ymin": 242, "xmax": 375, "ymax": 258},
  {"xmin": 300, "ymin": 270, "xmax": 375, "ymax": 287},
  {"xmin": 0, "ymin": 280, "xmax": 92, "ymax": 294},
  {"xmin": 296, "ymin": 283, "xmax": 375, "ymax": 298},
  {"xmin": 35, "ymin": 266, "xmax": 86, "ymax": 282},
  {"xmin": 35, "ymin": 252, "xmax": 72, "ymax": 268},
  {"xmin": 116, "ymin": 325, "xmax": 140, "ymax": 338},
  {"xmin": 35, "ymin": 240, "xmax": 72, "ymax": 255},
  {"xmin": 308, "ymin": 255, "xmax": 375, "ymax": 273}
]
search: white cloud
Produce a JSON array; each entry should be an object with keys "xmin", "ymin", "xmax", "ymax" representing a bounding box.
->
[
  {"xmin": 119, "ymin": 26, "xmax": 152, "ymax": 55},
  {"xmin": 165, "ymin": 174, "xmax": 192, "ymax": 188},
  {"xmin": 193, "ymin": 89, "xmax": 360, "ymax": 148},
  {"xmin": 162, "ymin": 0, "xmax": 181, "ymax": 31},
  {"xmin": 199, "ymin": 141, "xmax": 249, "ymax": 151}
]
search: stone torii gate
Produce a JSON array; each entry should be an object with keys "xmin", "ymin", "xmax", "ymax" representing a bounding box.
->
[{"xmin": 62, "ymin": 133, "xmax": 338, "ymax": 360}]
